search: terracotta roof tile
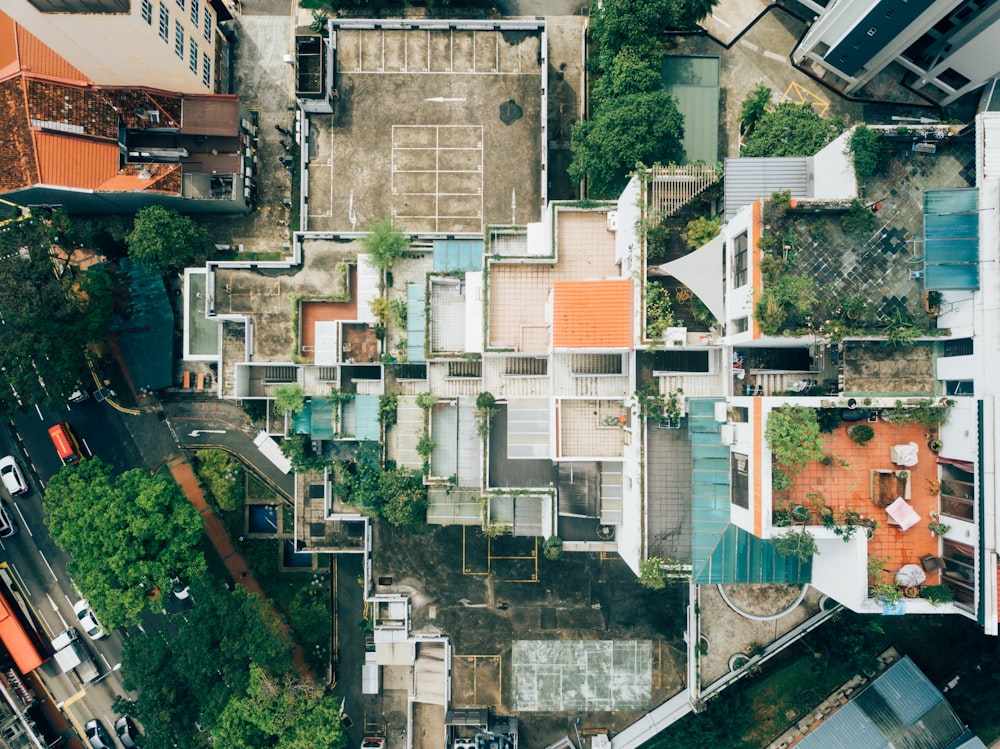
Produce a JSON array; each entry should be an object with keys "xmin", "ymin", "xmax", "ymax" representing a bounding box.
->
[
  {"xmin": 16, "ymin": 25, "xmax": 89, "ymax": 84},
  {"xmin": 552, "ymin": 279, "xmax": 634, "ymax": 349},
  {"xmin": 96, "ymin": 163, "xmax": 181, "ymax": 193},
  {"xmin": 0, "ymin": 77, "xmax": 37, "ymax": 191},
  {"xmin": 0, "ymin": 13, "xmax": 17, "ymax": 78},
  {"xmin": 33, "ymin": 131, "xmax": 119, "ymax": 189},
  {"xmin": 25, "ymin": 78, "xmax": 118, "ymax": 139}
]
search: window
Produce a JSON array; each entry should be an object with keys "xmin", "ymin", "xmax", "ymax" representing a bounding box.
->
[
  {"xmin": 733, "ymin": 232, "xmax": 748, "ymax": 287},
  {"xmin": 945, "ymin": 380, "xmax": 974, "ymax": 396},
  {"xmin": 202, "ymin": 53, "xmax": 211, "ymax": 86},
  {"xmin": 176, "ymin": 0, "xmax": 184, "ymax": 8},
  {"xmin": 190, "ymin": 0, "xmax": 199, "ymax": 26},
  {"xmin": 141, "ymin": 0, "xmax": 152, "ymax": 24},
  {"xmin": 732, "ymin": 317, "xmax": 749, "ymax": 334},
  {"xmin": 731, "ymin": 454, "xmax": 749, "ymax": 509},
  {"xmin": 175, "ymin": 21, "xmax": 184, "ymax": 57},
  {"xmin": 867, "ymin": 26, "xmax": 878, "ymax": 36},
  {"xmin": 938, "ymin": 67, "xmax": 971, "ymax": 90},
  {"xmin": 943, "ymin": 338, "xmax": 973, "ymax": 356},
  {"xmin": 158, "ymin": 3, "xmax": 169, "ymax": 41},
  {"xmin": 203, "ymin": 7, "xmax": 212, "ymax": 40},
  {"xmin": 941, "ymin": 539, "xmax": 975, "ymax": 606},
  {"xmin": 190, "ymin": 39, "xmax": 198, "ymax": 72},
  {"xmin": 940, "ymin": 467, "xmax": 974, "ymax": 521}
]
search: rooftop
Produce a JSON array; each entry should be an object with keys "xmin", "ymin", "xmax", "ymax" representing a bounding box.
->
[{"xmin": 552, "ymin": 279, "xmax": 633, "ymax": 350}]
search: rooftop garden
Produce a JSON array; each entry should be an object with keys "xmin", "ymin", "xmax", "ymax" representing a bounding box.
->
[{"xmin": 754, "ymin": 192, "xmax": 944, "ymax": 342}]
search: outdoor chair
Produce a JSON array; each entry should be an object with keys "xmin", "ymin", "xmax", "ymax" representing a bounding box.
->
[{"xmin": 920, "ymin": 554, "xmax": 946, "ymax": 573}]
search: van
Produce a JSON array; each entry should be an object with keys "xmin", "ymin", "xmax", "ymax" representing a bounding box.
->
[{"xmin": 47, "ymin": 423, "xmax": 81, "ymax": 466}]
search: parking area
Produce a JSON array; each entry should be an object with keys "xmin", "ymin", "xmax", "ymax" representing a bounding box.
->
[{"xmin": 306, "ymin": 21, "xmax": 545, "ymax": 234}]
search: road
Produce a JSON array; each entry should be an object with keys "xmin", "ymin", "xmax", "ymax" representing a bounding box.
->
[{"xmin": 1, "ymin": 398, "xmax": 144, "ymax": 744}]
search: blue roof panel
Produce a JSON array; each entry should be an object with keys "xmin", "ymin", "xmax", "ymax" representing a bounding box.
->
[
  {"xmin": 433, "ymin": 240, "xmax": 484, "ymax": 272},
  {"xmin": 353, "ymin": 395, "xmax": 380, "ymax": 442},
  {"xmin": 924, "ymin": 189, "xmax": 980, "ymax": 291},
  {"xmin": 407, "ymin": 283, "xmax": 426, "ymax": 363}
]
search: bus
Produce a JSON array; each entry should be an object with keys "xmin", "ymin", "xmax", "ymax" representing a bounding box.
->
[
  {"xmin": 0, "ymin": 574, "xmax": 47, "ymax": 674},
  {"xmin": 47, "ymin": 423, "xmax": 81, "ymax": 466}
]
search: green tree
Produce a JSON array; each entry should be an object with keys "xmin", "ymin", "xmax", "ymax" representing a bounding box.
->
[
  {"xmin": 638, "ymin": 557, "xmax": 668, "ymax": 590},
  {"xmin": 773, "ymin": 529, "xmax": 820, "ymax": 563},
  {"xmin": 739, "ymin": 84, "xmax": 772, "ymax": 136},
  {"xmin": 125, "ymin": 206, "xmax": 210, "ymax": 275},
  {"xmin": 214, "ymin": 665, "xmax": 347, "ymax": 749},
  {"xmin": 195, "ymin": 449, "xmax": 244, "ymax": 512},
  {"xmin": 0, "ymin": 216, "xmax": 111, "ymax": 416},
  {"xmin": 115, "ymin": 578, "xmax": 294, "ymax": 749},
  {"xmin": 764, "ymin": 405, "xmax": 824, "ymax": 473},
  {"xmin": 741, "ymin": 103, "xmax": 845, "ymax": 158},
  {"xmin": 848, "ymin": 124, "xmax": 886, "ymax": 184},
  {"xmin": 570, "ymin": 91, "xmax": 685, "ymax": 198},
  {"xmin": 43, "ymin": 459, "xmax": 207, "ymax": 629},
  {"xmin": 362, "ymin": 219, "xmax": 409, "ymax": 272},
  {"xmin": 273, "ymin": 384, "xmax": 305, "ymax": 417},
  {"xmin": 378, "ymin": 467, "xmax": 427, "ymax": 528},
  {"xmin": 542, "ymin": 536, "xmax": 564, "ymax": 560}
]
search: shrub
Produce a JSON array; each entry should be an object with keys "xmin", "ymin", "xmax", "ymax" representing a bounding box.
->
[
  {"xmin": 273, "ymin": 384, "xmax": 305, "ymax": 417},
  {"xmin": 772, "ymin": 467, "xmax": 793, "ymax": 491},
  {"xmin": 841, "ymin": 199, "xmax": 877, "ymax": 235},
  {"xmin": 362, "ymin": 219, "xmax": 409, "ymax": 272},
  {"xmin": 773, "ymin": 529, "xmax": 820, "ymax": 563},
  {"xmin": 848, "ymin": 124, "xmax": 885, "ymax": 184},
  {"xmin": 416, "ymin": 434, "xmax": 436, "ymax": 460},
  {"xmin": 921, "ymin": 584, "xmax": 954, "ymax": 605},
  {"xmin": 542, "ymin": 536, "xmax": 564, "ymax": 561},
  {"xmin": 638, "ymin": 557, "xmax": 667, "ymax": 590},
  {"xmin": 817, "ymin": 408, "xmax": 842, "ymax": 433},
  {"xmin": 415, "ymin": 392, "xmax": 438, "ymax": 412},
  {"xmin": 378, "ymin": 392, "xmax": 398, "ymax": 428},
  {"xmin": 765, "ymin": 406, "xmax": 824, "ymax": 472},
  {"xmin": 683, "ymin": 215, "xmax": 722, "ymax": 248},
  {"xmin": 848, "ymin": 424, "xmax": 875, "ymax": 445},
  {"xmin": 195, "ymin": 449, "xmax": 244, "ymax": 512},
  {"xmin": 644, "ymin": 283, "xmax": 675, "ymax": 339}
]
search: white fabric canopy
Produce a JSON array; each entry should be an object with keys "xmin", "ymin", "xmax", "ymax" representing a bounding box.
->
[{"xmin": 650, "ymin": 233, "xmax": 725, "ymax": 324}]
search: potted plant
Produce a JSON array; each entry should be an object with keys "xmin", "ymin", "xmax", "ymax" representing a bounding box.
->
[
  {"xmin": 873, "ymin": 582, "xmax": 903, "ymax": 604},
  {"xmin": 849, "ymin": 424, "xmax": 875, "ymax": 445},
  {"xmin": 904, "ymin": 586, "xmax": 920, "ymax": 598},
  {"xmin": 928, "ymin": 512, "xmax": 951, "ymax": 536},
  {"xmin": 925, "ymin": 290, "xmax": 943, "ymax": 317},
  {"xmin": 791, "ymin": 505, "xmax": 811, "ymax": 523},
  {"xmin": 929, "ymin": 438, "xmax": 943, "ymax": 452}
]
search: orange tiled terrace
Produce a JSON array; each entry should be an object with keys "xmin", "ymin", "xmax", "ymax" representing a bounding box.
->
[{"xmin": 774, "ymin": 419, "xmax": 942, "ymax": 590}]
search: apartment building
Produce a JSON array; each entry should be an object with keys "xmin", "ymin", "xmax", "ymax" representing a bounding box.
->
[
  {"xmin": 4, "ymin": 0, "xmax": 228, "ymax": 94},
  {"xmin": 792, "ymin": 0, "xmax": 1000, "ymax": 105}
]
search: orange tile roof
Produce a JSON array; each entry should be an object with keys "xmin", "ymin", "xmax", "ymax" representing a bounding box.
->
[
  {"xmin": 552, "ymin": 279, "xmax": 633, "ymax": 349},
  {"xmin": 16, "ymin": 25, "xmax": 89, "ymax": 84},
  {"xmin": 33, "ymin": 131, "xmax": 118, "ymax": 189},
  {"xmin": 0, "ymin": 10, "xmax": 89, "ymax": 84},
  {"xmin": 96, "ymin": 164, "xmax": 181, "ymax": 193}
]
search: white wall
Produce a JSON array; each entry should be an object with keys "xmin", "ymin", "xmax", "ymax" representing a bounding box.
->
[
  {"xmin": 812, "ymin": 130, "xmax": 857, "ymax": 200},
  {"xmin": 6, "ymin": 1, "xmax": 216, "ymax": 92}
]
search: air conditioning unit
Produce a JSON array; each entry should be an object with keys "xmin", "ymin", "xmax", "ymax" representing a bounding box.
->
[
  {"xmin": 720, "ymin": 423, "xmax": 735, "ymax": 445},
  {"xmin": 606, "ymin": 210, "xmax": 618, "ymax": 231},
  {"xmin": 714, "ymin": 402, "xmax": 727, "ymax": 422}
]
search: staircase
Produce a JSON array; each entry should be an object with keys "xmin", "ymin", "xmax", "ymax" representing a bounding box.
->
[{"xmin": 599, "ymin": 465, "xmax": 623, "ymax": 525}]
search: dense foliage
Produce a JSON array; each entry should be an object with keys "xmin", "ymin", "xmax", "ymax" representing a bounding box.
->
[
  {"xmin": 335, "ymin": 441, "xmax": 427, "ymax": 528},
  {"xmin": 848, "ymin": 124, "xmax": 887, "ymax": 184},
  {"xmin": 764, "ymin": 406, "xmax": 824, "ymax": 473},
  {"xmin": 115, "ymin": 577, "xmax": 345, "ymax": 749},
  {"xmin": 362, "ymin": 219, "xmax": 409, "ymax": 272},
  {"xmin": 0, "ymin": 215, "xmax": 111, "ymax": 416},
  {"xmin": 741, "ymin": 102, "xmax": 845, "ymax": 158},
  {"xmin": 195, "ymin": 449, "xmax": 245, "ymax": 512},
  {"xmin": 43, "ymin": 458, "xmax": 206, "ymax": 629},
  {"xmin": 126, "ymin": 206, "xmax": 210, "ymax": 275}
]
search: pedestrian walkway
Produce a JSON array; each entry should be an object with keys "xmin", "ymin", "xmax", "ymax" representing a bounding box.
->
[{"xmin": 167, "ymin": 456, "xmax": 313, "ymax": 680}]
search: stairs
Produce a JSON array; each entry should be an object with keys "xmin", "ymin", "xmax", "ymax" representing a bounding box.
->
[
  {"xmin": 600, "ymin": 465, "xmax": 623, "ymax": 525},
  {"xmin": 744, "ymin": 373, "xmax": 809, "ymax": 396},
  {"xmin": 570, "ymin": 354, "xmax": 622, "ymax": 375}
]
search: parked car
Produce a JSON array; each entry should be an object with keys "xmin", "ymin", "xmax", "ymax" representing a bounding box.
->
[
  {"xmin": 361, "ymin": 739, "xmax": 386, "ymax": 749},
  {"xmin": 0, "ymin": 501, "xmax": 16, "ymax": 538},
  {"xmin": 84, "ymin": 720, "xmax": 112, "ymax": 749},
  {"xmin": 72, "ymin": 600, "xmax": 106, "ymax": 640},
  {"xmin": 171, "ymin": 577, "xmax": 191, "ymax": 600},
  {"xmin": 114, "ymin": 716, "xmax": 142, "ymax": 749},
  {"xmin": 0, "ymin": 456, "xmax": 27, "ymax": 496}
]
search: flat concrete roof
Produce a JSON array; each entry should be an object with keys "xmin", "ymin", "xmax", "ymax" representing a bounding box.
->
[{"xmin": 307, "ymin": 20, "xmax": 546, "ymax": 234}]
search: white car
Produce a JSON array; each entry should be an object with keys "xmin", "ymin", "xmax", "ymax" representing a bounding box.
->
[
  {"xmin": 0, "ymin": 501, "xmax": 16, "ymax": 538},
  {"xmin": 0, "ymin": 456, "xmax": 27, "ymax": 496},
  {"xmin": 73, "ymin": 600, "xmax": 106, "ymax": 640}
]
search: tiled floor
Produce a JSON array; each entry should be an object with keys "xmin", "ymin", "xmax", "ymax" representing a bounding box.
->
[
  {"xmin": 559, "ymin": 399, "xmax": 628, "ymax": 458},
  {"xmin": 776, "ymin": 419, "xmax": 941, "ymax": 583}
]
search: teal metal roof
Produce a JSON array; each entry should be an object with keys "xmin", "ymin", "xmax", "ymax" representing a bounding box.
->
[
  {"xmin": 661, "ymin": 56, "xmax": 720, "ymax": 165},
  {"xmin": 688, "ymin": 398, "xmax": 811, "ymax": 585},
  {"xmin": 406, "ymin": 283, "xmax": 426, "ymax": 363},
  {"xmin": 924, "ymin": 188, "xmax": 980, "ymax": 290},
  {"xmin": 310, "ymin": 397, "xmax": 336, "ymax": 439},
  {"xmin": 433, "ymin": 240, "xmax": 483, "ymax": 272},
  {"xmin": 353, "ymin": 395, "xmax": 380, "ymax": 441}
]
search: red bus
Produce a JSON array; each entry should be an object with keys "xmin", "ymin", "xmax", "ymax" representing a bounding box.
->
[
  {"xmin": 47, "ymin": 423, "xmax": 81, "ymax": 466},
  {"xmin": 0, "ymin": 586, "xmax": 45, "ymax": 674}
]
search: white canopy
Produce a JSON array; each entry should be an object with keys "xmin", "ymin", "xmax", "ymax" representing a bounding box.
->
[{"xmin": 650, "ymin": 233, "xmax": 725, "ymax": 324}]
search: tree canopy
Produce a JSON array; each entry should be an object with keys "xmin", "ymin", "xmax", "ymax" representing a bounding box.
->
[
  {"xmin": 741, "ymin": 102, "xmax": 845, "ymax": 158},
  {"xmin": 43, "ymin": 458, "xmax": 206, "ymax": 629},
  {"xmin": 126, "ymin": 206, "xmax": 210, "ymax": 276},
  {"xmin": 0, "ymin": 216, "xmax": 111, "ymax": 416},
  {"xmin": 764, "ymin": 405, "xmax": 824, "ymax": 473},
  {"xmin": 115, "ymin": 578, "xmax": 297, "ymax": 749},
  {"xmin": 362, "ymin": 219, "xmax": 409, "ymax": 272},
  {"xmin": 591, "ymin": 0, "xmax": 719, "ymax": 62}
]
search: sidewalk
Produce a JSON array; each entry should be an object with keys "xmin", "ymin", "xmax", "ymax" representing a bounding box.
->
[{"xmin": 167, "ymin": 456, "xmax": 313, "ymax": 680}]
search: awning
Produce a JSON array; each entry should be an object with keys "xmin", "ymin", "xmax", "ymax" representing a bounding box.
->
[
  {"xmin": 937, "ymin": 456, "xmax": 975, "ymax": 473},
  {"xmin": 650, "ymin": 233, "xmax": 725, "ymax": 324},
  {"xmin": 923, "ymin": 189, "xmax": 980, "ymax": 290}
]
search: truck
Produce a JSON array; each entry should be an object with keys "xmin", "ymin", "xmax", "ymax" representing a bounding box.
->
[{"xmin": 50, "ymin": 628, "xmax": 99, "ymax": 683}]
